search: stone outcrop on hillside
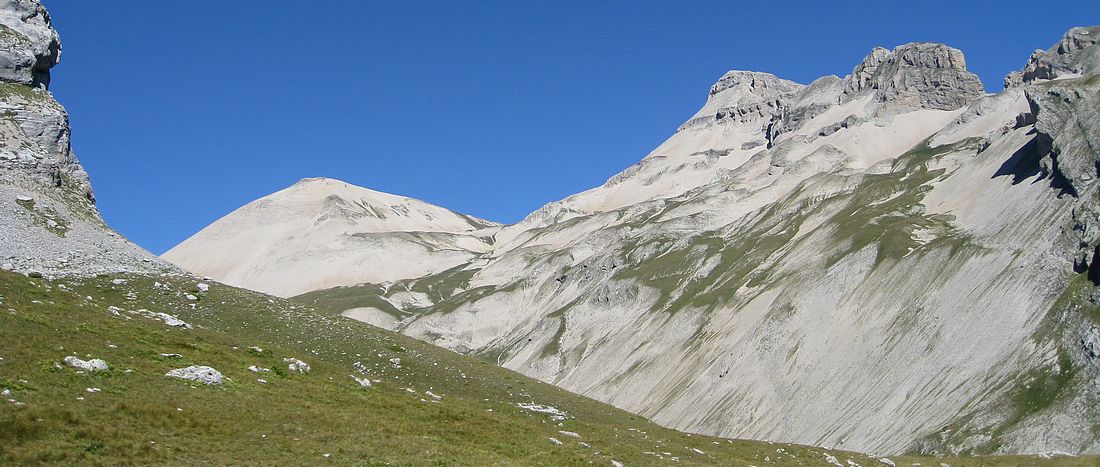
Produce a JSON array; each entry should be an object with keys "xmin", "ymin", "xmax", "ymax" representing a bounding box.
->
[
  {"xmin": 0, "ymin": 0, "xmax": 164, "ymax": 276},
  {"xmin": 0, "ymin": 0, "xmax": 60, "ymax": 88},
  {"xmin": 843, "ymin": 42, "xmax": 984, "ymax": 113}
]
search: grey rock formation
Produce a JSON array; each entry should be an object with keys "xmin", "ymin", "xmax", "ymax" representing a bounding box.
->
[
  {"xmin": 166, "ymin": 365, "xmax": 224, "ymax": 385},
  {"xmin": 1026, "ymin": 74, "xmax": 1100, "ymax": 283},
  {"xmin": 843, "ymin": 42, "xmax": 984, "ymax": 112},
  {"xmin": 63, "ymin": 356, "xmax": 108, "ymax": 372},
  {"xmin": 677, "ymin": 70, "xmax": 802, "ymax": 133},
  {"xmin": 0, "ymin": 0, "xmax": 168, "ymax": 277},
  {"xmin": 284, "ymin": 357, "xmax": 311, "ymax": 373},
  {"xmin": 682, "ymin": 42, "xmax": 985, "ymax": 145},
  {"xmin": 1007, "ymin": 26, "xmax": 1100, "ymax": 86},
  {"xmin": 0, "ymin": 0, "xmax": 60, "ymax": 89}
]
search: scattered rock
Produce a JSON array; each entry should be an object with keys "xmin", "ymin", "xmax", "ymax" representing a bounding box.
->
[
  {"xmin": 284, "ymin": 357, "xmax": 310, "ymax": 373},
  {"xmin": 1, "ymin": 263, "xmax": 13, "ymax": 271},
  {"xmin": 85, "ymin": 387, "xmax": 100, "ymax": 393},
  {"xmin": 257, "ymin": 379, "xmax": 267, "ymax": 384},
  {"xmin": 196, "ymin": 283, "xmax": 209, "ymax": 293},
  {"xmin": 185, "ymin": 294, "xmax": 198, "ymax": 301},
  {"xmin": 15, "ymin": 195, "xmax": 33, "ymax": 203},
  {"xmin": 63, "ymin": 356, "xmax": 108, "ymax": 372},
  {"xmin": 548, "ymin": 437, "xmax": 563, "ymax": 446},
  {"xmin": 27, "ymin": 270, "xmax": 43, "ymax": 278},
  {"xmin": 111, "ymin": 278, "xmax": 127, "ymax": 285},
  {"xmin": 165, "ymin": 365, "xmax": 224, "ymax": 385},
  {"xmin": 517, "ymin": 403, "xmax": 568, "ymax": 421},
  {"xmin": 351, "ymin": 375, "xmax": 371, "ymax": 387},
  {"xmin": 150, "ymin": 312, "xmax": 191, "ymax": 329},
  {"xmin": 248, "ymin": 365, "xmax": 270, "ymax": 373},
  {"xmin": 558, "ymin": 430, "xmax": 580, "ymax": 438},
  {"xmin": 611, "ymin": 461, "xmax": 624, "ymax": 467},
  {"xmin": 159, "ymin": 353, "xmax": 183, "ymax": 358}
]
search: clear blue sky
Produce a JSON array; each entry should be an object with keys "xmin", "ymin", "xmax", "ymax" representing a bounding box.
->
[{"xmin": 42, "ymin": 1, "xmax": 1099, "ymax": 254}]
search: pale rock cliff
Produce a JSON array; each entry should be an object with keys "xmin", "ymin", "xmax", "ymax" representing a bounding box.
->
[{"xmin": 0, "ymin": 0, "xmax": 164, "ymax": 276}]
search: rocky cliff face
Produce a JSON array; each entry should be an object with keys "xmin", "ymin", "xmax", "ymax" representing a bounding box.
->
[
  {"xmin": 168, "ymin": 27, "xmax": 1100, "ymax": 456},
  {"xmin": 0, "ymin": 0, "xmax": 163, "ymax": 276},
  {"xmin": 1005, "ymin": 26, "xmax": 1100, "ymax": 87},
  {"xmin": 843, "ymin": 42, "xmax": 984, "ymax": 113}
]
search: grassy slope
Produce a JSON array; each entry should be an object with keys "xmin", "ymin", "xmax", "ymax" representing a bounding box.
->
[{"xmin": 0, "ymin": 270, "xmax": 1091, "ymax": 466}]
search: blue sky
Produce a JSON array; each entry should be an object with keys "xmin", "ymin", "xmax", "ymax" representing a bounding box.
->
[{"xmin": 42, "ymin": 1, "xmax": 1099, "ymax": 254}]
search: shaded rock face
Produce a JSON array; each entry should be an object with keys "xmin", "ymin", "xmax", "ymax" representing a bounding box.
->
[
  {"xmin": 1027, "ymin": 77, "xmax": 1100, "ymax": 280},
  {"xmin": 1007, "ymin": 26, "xmax": 1100, "ymax": 87},
  {"xmin": 843, "ymin": 42, "xmax": 984, "ymax": 112}
]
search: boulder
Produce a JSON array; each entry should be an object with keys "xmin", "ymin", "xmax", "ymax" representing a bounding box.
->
[
  {"xmin": 63, "ymin": 356, "xmax": 108, "ymax": 372},
  {"xmin": 151, "ymin": 312, "xmax": 191, "ymax": 329},
  {"xmin": 284, "ymin": 357, "xmax": 310, "ymax": 373},
  {"xmin": 165, "ymin": 365, "xmax": 223, "ymax": 385},
  {"xmin": 351, "ymin": 375, "xmax": 371, "ymax": 387}
]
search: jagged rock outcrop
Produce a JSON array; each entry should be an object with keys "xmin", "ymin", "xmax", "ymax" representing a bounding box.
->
[
  {"xmin": 0, "ymin": 0, "xmax": 165, "ymax": 276},
  {"xmin": 0, "ymin": 0, "xmax": 60, "ymax": 89},
  {"xmin": 677, "ymin": 70, "xmax": 802, "ymax": 133},
  {"xmin": 1006, "ymin": 26, "xmax": 1100, "ymax": 87},
  {"xmin": 843, "ymin": 42, "xmax": 984, "ymax": 113}
]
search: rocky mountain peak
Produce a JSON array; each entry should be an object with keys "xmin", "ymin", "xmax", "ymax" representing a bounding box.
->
[
  {"xmin": 677, "ymin": 71, "xmax": 801, "ymax": 132},
  {"xmin": 708, "ymin": 70, "xmax": 799, "ymax": 97},
  {"xmin": 0, "ymin": 0, "xmax": 60, "ymax": 89},
  {"xmin": 843, "ymin": 42, "xmax": 984, "ymax": 112},
  {"xmin": 1005, "ymin": 25, "xmax": 1100, "ymax": 87}
]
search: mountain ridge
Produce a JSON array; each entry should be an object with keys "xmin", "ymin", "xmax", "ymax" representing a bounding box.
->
[{"xmin": 169, "ymin": 26, "xmax": 1100, "ymax": 456}]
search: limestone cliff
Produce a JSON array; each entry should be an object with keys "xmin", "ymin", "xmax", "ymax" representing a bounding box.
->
[{"xmin": 0, "ymin": 0, "xmax": 163, "ymax": 276}]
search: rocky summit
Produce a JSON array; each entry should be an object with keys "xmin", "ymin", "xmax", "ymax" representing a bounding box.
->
[{"xmin": 172, "ymin": 25, "xmax": 1100, "ymax": 456}]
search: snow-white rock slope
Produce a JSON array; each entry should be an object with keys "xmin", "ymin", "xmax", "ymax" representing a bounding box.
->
[{"xmin": 163, "ymin": 178, "xmax": 498, "ymax": 297}]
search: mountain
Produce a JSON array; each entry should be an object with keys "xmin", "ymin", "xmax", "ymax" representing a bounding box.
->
[
  {"xmin": 0, "ymin": 3, "xmax": 937, "ymax": 463},
  {"xmin": 163, "ymin": 177, "xmax": 498, "ymax": 297},
  {"xmin": 175, "ymin": 28, "xmax": 1100, "ymax": 456}
]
